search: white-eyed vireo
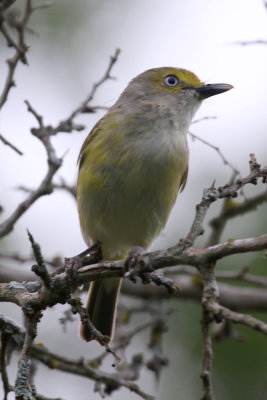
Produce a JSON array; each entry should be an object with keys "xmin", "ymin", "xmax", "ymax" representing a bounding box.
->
[{"xmin": 77, "ymin": 67, "xmax": 232, "ymax": 342}]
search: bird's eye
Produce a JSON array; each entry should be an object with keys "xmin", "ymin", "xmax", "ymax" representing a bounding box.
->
[{"xmin": 164, "ymin": 75, "xmax": 179, "ymax": 87}]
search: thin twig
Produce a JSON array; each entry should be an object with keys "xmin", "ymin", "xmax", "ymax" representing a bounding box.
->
[
  {"xmin": 53, "ymin": 178, "xmax": 76, "ymax": 199},
  {"xmin": 22, "ymin": 329, "xmax": 154, "ymax": 400},
  {"xmin": 176, "ymin": 183, "xmax": 219, "ymax": 251},
  {"xmin": 27, "ymin": 230, "xmax": 52, "ymax": 288},
  {"xmin": 173, "ymin": 155, "xmax": 266, "ymax": 253},
  {"xmin": 0, "ymin": 49, "xmax": 121, "ymax": 238},
  {"xmin": 216, "ymin": 267, "xmax": 267, "ymax": 288},
  {"xmin": 210, "ymin": 190, "xmax": 267, "ymax": 235},
  {"xmin": 54, "ymin": 48, "xmax": 121, "ymax": 134},
  {"xmin": 0, "ymin": 251, "xmax": 62, "ymax": 269},
  {"xmin": 206, "ymin": 155, "xmax": 266, "ymax": 246},
  {"xmin": 206, "ymin": 301, "xmax": 267, "ymax": 335},
  {"xmin": 31, "ymin": 1, "xmax": 55, "ymax": 11},
  {"xmin": 0, "ymin": 332, "xmax": 10, "ymax": 400},
  {"xmin": 0, "ymin": 0, "xmax": 33, "ymax": 109},
  {"xmin": 0, "ymin": 133, "xmax": 23, "ymax": 155},
  {"xmin": 0, "ymin": 0, "xmax": 16, "ymax": 11},
  {"xmin": 189, "ymin": 130, "xmax": 240, "ymax": 175},
  {"xmin": 68, "ymin": 299, "xmax": 110, "ymax": 346},
  {"xmin": 0, "ymin": 314, "xmax": 154, "ymax": 399},
  {"xmin": 16, "ymin": 179, "xmax": 77, "ymax": 199},
  {"xmin": 192, "ymin": 116, "xmax": 217, "ymax": 124},
  {"xmin": 234, "ymin": 40, "xmax": 267, "ymax": 46},
  {"xmin": 0, "ymin": 141, "xmax": 62, "ymax": 237},
  {"xmin": 121, "ymin": 276, "xmax": 267, "ymax": 311},
  {"xmin": 91, "ymin": 317, "xmax": 162, "ymax": 368}
]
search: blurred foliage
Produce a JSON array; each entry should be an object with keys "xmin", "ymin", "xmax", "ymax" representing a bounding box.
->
[{"xmin": 159, "ymin": 295, "xmax": 267, "ymax": 400}]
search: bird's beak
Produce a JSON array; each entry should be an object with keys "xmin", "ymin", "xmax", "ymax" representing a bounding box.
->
[{"xmin": 196, "ymin": 83, "xmax": 233, "ymax": 99}]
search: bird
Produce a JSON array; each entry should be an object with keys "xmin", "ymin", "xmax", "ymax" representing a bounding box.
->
[{"xmin": 76, "ymin": 67, "xmax": 232, "ymax": 343}]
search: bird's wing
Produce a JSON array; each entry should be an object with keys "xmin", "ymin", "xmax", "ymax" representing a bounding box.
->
[{"xmin": 179, "ymin": 164, "xmax": 188, "ymax": 192}]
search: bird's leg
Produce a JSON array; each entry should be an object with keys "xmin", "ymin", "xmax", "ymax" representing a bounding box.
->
[
  {"xmin": 124, "ymin": 246, "xmax": 152, "ymax": 283},
  {"xmin": 125, "ymin": 246, "xmax": 145, "ymax": 270},
  {"xmin": 65, "ymin": 242, "xmax": 102, "ymax": 284}
]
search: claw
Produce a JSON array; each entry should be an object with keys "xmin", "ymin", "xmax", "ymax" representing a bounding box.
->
[
  {"xmin": 65, "ymin": 242, "xmax": 102, "ymax": 288},
  {"xmin": 124, "ymin": 246, "xmax": 145, "ymax": 281}
]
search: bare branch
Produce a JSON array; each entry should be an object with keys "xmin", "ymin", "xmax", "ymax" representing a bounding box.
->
[
  {"xmin": 2, "ymin": 262, "xmax": 267, "ymax": 312},
  {"xmin": 53, "ymin": 178, "xmax": 76, "ymax": 199},
  {"xmin": 207, "ymin": 189, "xmax": 267, "ymax": 246},
  {"xmin": 0, "ymin": 330, "xmax": 10, "ymax": 400},
  {"xmin": 0, "ymin": 133, "xmax": 23, "ymax": 155},
  {"xmin": 216, "ymin": 267, "xmax": 267, "ymax": 288},
  {"xmin": 0, "ymin": 136, "xmax": 62, "ymax": 237},
  {"xmin": 2, "ymin": 314, "xmax": 154, "ymax": 400},
  {"xmin": 16, "ymin": 176, "xmax": 76, "ymax": 199},
  {"xmin": 198, "ymin": 258, "xmax": 219, "ymax": 400},
  {"xmin": 2, "ymin": 233, "xmax": 263, "ymax": 306},
  {"xmin": 25, "ymin": 99, "xmax": 44, "ymax": 127},
  {"xmin": 84, "ymin": 316, "xmax": 160, "ymax": 370},
  {"xmin": 54, "ymin": 48, "xmax": 121, "ymax": 134},
  {"xmin": 200, "ymin": 309, "xmax": 215, "ymax": 400},
  {"xmin": 27, "ymin": 230, "xmax": 52, "ymax": 288},
  {"xmin": 206, "ymin": 301, "xmax": 267, "ymax": 335},
  {"xmin": 0, "ymin": 252, "xmax": 62, "ymax": 281},
  {"xmin": 0, "ymin": 0, "xmax": 33, "ymax": 109},
  {"xmin": 15, "ymin": 313, "xmax": 39, "ymax": 400},
  {"xmin": 68, "ymin": 298, "xmax": 110, "ymax": 346},
  {"xmin": 31, "ymin": 1, "xmax": 54, "ymax": 11},
  {"xmin": 122, "ymin": 277, "xmax": 267, "ymax": 311},
  {"xmin": 0, "ymin": 0, "xmax": 16, "ymax": 11},
  {"xmin": 32, "ymin": 349, "xmax": 155, "ymax": 400},
  {"xmin": 0, "ymin": 313, "xmax": 158, "ymax": 399},
  {"xmin": 0, "ymin": 48, "xmax": 121, "ymax": 238},
  {"xmin": 192, "ymin": 116, "xmax": 218, "ymax": 124},
  {"xmin": 169, "ymin": 154, "xmax": 266, "ymax": 256},
  {"xmin": 234, "ymin": 39, "xmax": 267, "ymax": 46}
]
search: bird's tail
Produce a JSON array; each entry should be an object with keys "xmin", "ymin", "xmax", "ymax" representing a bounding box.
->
[{"xmin": 79, "ymin": 277, "xmax": 122, "ymax": 343}]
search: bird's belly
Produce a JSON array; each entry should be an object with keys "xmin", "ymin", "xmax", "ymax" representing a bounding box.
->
[{"xmin": 77, "ymin": 137, "xmax": 188, "ymax": 259}]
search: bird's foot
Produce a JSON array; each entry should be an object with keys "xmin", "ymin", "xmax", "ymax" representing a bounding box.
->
[
  {"xmin": 124, "ymin": 246, "xmax": 151, "ymax": 284},
  {"xmin": 65, "ymin": 243, "xmax": 102, "ymax": 286}
]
